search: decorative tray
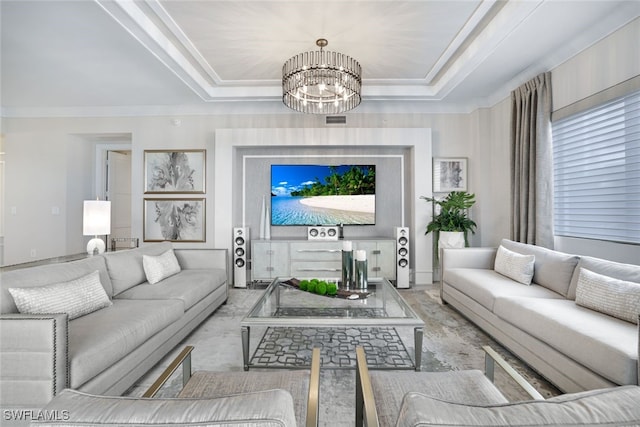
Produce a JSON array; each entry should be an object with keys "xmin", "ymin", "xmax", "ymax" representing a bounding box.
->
[{"xmin": 281, "ymin": 278, "xmax": 372, "ymax": 300}]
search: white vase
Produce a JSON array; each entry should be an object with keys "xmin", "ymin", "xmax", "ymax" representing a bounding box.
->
[
  {"xmin": 438, "ymin": 231, "xmax": 465, "ymax": 249},
  {"xmin": 264, "ymin": 207, "xmax": 271, "ymax": 239},
  {"xmin": 259, "ymin": 195, "xmax": 266, "ymax": 239}
]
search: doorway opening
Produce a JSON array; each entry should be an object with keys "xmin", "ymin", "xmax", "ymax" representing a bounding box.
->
[{"xmin": 106, "ymin": 150, "xmax": 132, "ymax": 241}]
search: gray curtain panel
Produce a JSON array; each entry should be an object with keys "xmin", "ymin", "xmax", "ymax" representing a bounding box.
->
[{"xmin": 510, "ymin": 72, "xmax": 554, "ymax": 248}]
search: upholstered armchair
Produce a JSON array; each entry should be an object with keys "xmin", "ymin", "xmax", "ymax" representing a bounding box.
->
[
  {"xmin": 355, "ymin": 346, "xmax": 640, "ymax": 427},
  {"xmin": 33, "ymin": 346, "xmax": 320, "ymax": 427}
]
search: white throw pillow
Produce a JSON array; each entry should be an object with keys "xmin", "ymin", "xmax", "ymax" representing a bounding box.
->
[
  {"xmin": 143, "ymin": 249, "xmax": 181, "ymax": 284},
  {"xmin": 8, "ymin": 270, "xmax": 112, "ymax": 320},
  {"xmin": 494, "ymin": 245, "xmax": 535, "ymax": 285},
  {"xmin": 575, "ymin": 268, "xmax": 640, "ymax": 324}
]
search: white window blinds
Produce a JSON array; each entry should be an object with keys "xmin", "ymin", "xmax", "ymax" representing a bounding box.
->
[{"xmin": 552, "ymin": 89, "xmax": 640, "ymax": 244}]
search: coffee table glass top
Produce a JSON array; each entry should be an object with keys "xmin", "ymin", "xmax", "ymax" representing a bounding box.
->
[{"xmin": 242, "ymin": 277, "xmax": 424, "ymax": 328}]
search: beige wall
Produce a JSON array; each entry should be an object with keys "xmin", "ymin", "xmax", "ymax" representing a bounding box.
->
[{"xmin": 2, "ymin": 17, "xmax": 639, "ymax": 267}]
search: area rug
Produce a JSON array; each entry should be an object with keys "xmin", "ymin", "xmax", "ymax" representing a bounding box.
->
[
  {"xmin": 127, "ymin": 284, "xmax": 560, "ymax": 427},
  {"xmin": 250, "ymin": 326, "xmax": 414, "ymax": 369}
]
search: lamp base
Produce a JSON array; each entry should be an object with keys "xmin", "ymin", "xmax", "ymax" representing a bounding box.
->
[{"xmin": 87, "ymin": 237, "xmax": 106, "ymax": 255}]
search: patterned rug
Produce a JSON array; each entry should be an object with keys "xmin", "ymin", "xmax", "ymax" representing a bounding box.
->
[{"xmin": 250, "ymin": 326, "xmax": 415, "ymax": 369}]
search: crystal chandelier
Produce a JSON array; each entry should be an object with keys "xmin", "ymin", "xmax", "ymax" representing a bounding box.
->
[{"xmin": 282, "ymin": 38, "xmax": 362, "ymax": 114}]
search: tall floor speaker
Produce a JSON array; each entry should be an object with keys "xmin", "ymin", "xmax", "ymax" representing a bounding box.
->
[
  {"xmin": 233, "ymin": 227, "xmax": 249, "ymax": 288},
  {"xmin": 395, "ymin": 227, "xmax": 410, "ymax": 288}
]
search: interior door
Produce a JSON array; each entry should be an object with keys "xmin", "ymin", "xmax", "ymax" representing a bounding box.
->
[{"xmin": 107, "ymin": 151, "xmax": 132, "ymax": 239}]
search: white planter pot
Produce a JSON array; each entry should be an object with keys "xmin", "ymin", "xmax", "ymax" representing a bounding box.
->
[{"xmin": 438, "ymin": 231, "xmax": 465, "ymax": 249}]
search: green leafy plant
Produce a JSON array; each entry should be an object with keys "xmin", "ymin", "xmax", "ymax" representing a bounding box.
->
[{"xmin": 420, "ymin": 191, "xmax": 477, "ymax": 246}]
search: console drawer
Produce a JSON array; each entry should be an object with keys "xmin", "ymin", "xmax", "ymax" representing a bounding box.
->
[
  {"xmin": 290, "ymin": 261, "xmax": 341, "ymax": 278},
  {"xmin": 290, "ymin": 242, "xmax": 342, "ymax": 261}
]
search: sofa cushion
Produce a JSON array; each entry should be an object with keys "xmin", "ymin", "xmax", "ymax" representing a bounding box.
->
[
  {"xmin": 568, "ymin": 255, "xmax": 640, "ymax": 300},
  {"xmin": 1, "ymin": 256, "xmax": 112, "ymax": 313},
  {"xmin": 103, "ymin": 242, "xmax": 173, "ymax": 295},
  {"xmin": 500, "ymin": 239, "xmax": 579, "ymax": 297},
  {"xmin": 34, "ymin": 388, "xmax": 298, "ymax": 427},
  {"xmin": 394, "ymin": 385, "xmax": 640, "ymax": 427},
  {"xmin": 68, "ymin": 298, "xmax": 183, "ymax": 388},
  {"xmin": 445, "ymin": 268, "xmax": 563, "ymax": 312},
  {"xmin": 143, "ymin": 249, "xmax": 181, "ymax": 285},
  {"xmin": 576, "ymin": 268, "xmax": 640, "ymax": 324},
  {"xmin": 8, "ymin": 270, "xmax": 112, "ymax": 320},
  {"xmin": 493, "ymin": 297, "xmax": 638, "ymax": 385},
  {"xmin": 370, "ymin": 370, "xmax": 508, "ymax": 427},
  {"xmin": 116, "ymin": 269, "xmax": 225, "ymax": 311},
  {"xmin": 494, "ymin": 245, "xmax": 534, "ymax": 285},
  {"xmin": 179, "ymin": 369, "xmax": 310, "ymax": 427}
]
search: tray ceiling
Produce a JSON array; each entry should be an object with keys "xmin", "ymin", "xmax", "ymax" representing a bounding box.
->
[{"xmin": 1, "ymin": 0, "xmax": 638, "ymax": 116}]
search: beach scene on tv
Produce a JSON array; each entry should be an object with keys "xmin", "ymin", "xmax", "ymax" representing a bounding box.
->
[{"xmin": 271, "ymin": 165, "xmax": 376, "ymax": 225}]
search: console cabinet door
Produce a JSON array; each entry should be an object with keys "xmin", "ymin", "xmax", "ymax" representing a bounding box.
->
[
  {"xmin": 251, "ymin": 241, "xmax": 289, "ymax": 280},
  {"xmin": 269, "ymin": 242, "xmax": 290, "ymax": 277},
  {"xmin": 354, "ymin": 240, "xmax": 396, "ymax": 280},
  {"xmin": 375, "ymin": 240, "xmax": 396, "ymax": 280},
  {"xmin": 251, "ymin": 241, "xmax": 272, "ymax": 281}
]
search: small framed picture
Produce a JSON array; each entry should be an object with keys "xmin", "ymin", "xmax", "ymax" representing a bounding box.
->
[
  {"xmin": 144, "ymin": 150, "xmax": 206, "ymax": 193},
  {"xmin": 144, "ymin": 198, "xmax": 205, "ymax": 242},
  {"xmin": 433, "ymin": 157, "xmax": 467, "ymax": 192}
]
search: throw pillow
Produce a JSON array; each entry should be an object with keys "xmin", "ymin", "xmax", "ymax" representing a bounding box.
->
[
  {"xmin": 8, "ymin": 270, "xmax": 112, "ymax": 320},
  {"xmin": 494, "ymin": 245, "xmax": 535, "ymax": 285},
  {"xmin": 143, "ymin": 249, "xmax": 181, "ymax": 284},
  {"xmin": 575, "ymin": 268, "xmax": 640, "ymax": 324}
]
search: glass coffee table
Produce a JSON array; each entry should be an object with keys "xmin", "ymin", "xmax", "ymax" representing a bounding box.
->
[{"xmin": 241, "ymin": 277, "xmax": 424, "ymax": 371}]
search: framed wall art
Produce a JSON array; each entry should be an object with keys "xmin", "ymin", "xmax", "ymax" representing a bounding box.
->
[
  {"xmin": 433, "ymin": 157, "xmax": 467, "ymax": 192},
  {"xmin": 144, "ymin": 198, "xmax": 205, "ymax": 242},
  {"xmin": 144, "ymin": 149, "xmax": 206, "ymax": 193}
]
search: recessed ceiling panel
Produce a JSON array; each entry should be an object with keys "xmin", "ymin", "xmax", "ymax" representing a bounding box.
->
[{"xmin": 159, "ymin": 1, "xmax": 482, "ymax": 82}]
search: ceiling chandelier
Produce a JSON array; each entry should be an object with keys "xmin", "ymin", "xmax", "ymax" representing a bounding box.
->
[{"xmin": 282, "ymin": 38, "xmax": 362, "ymax": 114}]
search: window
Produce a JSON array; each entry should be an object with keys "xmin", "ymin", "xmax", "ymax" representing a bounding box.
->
[{"xmin": 552, "ymin": 89, "xmax": 640, "ymax": 245}]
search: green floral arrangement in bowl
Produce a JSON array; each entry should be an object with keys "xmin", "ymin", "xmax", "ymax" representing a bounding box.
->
[{"xmin": 299, "ymin": 279, "xmax": 338, "ymax": 296}]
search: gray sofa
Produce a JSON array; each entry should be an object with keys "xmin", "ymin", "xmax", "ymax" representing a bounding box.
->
[
  {"xmin": 0, "ymin": 242, "xmax": 228, "ymax": 417},
  {"xmin": 441, "ymin": 238, "xmax": 639, "ymax": 393}
]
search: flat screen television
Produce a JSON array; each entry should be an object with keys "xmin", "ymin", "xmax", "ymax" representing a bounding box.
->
[{"xmin": 271, "ymin": 164, "xmax": 376, "ymax": 226}]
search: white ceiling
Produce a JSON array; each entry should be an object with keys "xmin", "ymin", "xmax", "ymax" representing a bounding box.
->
[{"xmin": 1, "ymin": 0, "xmax": 639, "ymax": 117}]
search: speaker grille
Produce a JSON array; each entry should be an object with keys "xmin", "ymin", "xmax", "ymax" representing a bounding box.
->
[
  {"xmin": 395, "ymin": 227, "xmax": 410, "ymax": 288},
  {"xmin": 233, "ymin": 227, "xmax": 248, "ymax": 288}
]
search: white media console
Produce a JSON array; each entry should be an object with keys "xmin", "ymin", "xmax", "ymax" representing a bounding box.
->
[{"xmin": 251, "ymin": 238, "xmax": 396, "ymax": 282}]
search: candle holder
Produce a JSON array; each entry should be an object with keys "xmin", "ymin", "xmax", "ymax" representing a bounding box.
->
[
  {"xmin": 341, "ymin": 241, "xmax": 353, "ymax": 289},
  {"xmin": 355, "ymin": 250, "xmax": 368, "ymax": 290}
]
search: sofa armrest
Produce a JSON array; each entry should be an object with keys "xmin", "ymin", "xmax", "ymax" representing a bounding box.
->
[
  {"xmin": 482, "ymin": 346, "xmax": 544, "ymax": 400},
  {"xmin": 143, "ymin": 346, "xmax": 194, "ymax": 398},
  {"xmin": 174, "ymin": 249, "xmax": 228, "ymax": 271},
  {"xmin": 355, "ymin": 346, "xmax": 379, "ymax": 427},
  {"xmin": 0, "ymin": 314, "xmax": 69, "ymax": 409}
]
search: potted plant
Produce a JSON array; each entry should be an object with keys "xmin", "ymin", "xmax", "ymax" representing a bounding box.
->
[{"xmin": 421, "ymin": 191, "xmax": 477, "ymax": 252}]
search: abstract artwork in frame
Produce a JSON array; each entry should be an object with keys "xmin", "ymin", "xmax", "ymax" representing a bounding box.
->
[
  {"xmin": 144, "ymin": 198, "xmax": 205, "ymax": 242},
  {"xmin": 433, "ymin": 157, "xmax": 468, "ymax": 192},
  {"xmin": 144, "ymin": 150, "xmax": 206, "ymax": 193}
]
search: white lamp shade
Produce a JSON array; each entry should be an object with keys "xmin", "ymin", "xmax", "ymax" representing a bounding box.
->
[{"xmin": 83, "ymin": 200, "xmax": 111, "ymax": 236}]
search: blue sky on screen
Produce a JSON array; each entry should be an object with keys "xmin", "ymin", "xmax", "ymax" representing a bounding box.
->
[{"xmin": 271, "ymin": 165, "xmax": 357, "ymax": 196}]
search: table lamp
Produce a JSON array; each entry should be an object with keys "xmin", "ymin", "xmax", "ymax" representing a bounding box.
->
[{"xmin": 83, "ymin": 200, "xmax": 111, "ymax": 255}]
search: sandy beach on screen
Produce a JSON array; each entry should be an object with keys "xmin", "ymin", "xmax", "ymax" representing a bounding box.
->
[{"xmin": 299, "ymin": 195, "xmax": 375, "ymax": 213}]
